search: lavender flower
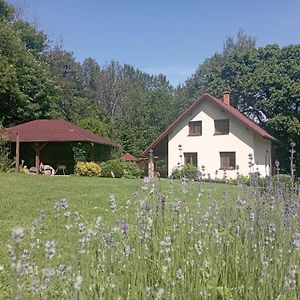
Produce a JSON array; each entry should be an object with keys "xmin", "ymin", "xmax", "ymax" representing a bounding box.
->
[
  {"xmin": 66, "ymin": 224, "xmax": 73, "ymax": 230},
  {"xmin": 293, "ymin": 239, "xmax": 300, "ymax": 249},
  {"xmin": 43, "ymin": 267, "xmax": 56, "ymax": 278},
  {"xmin": 109, "ymin": 195, "xmax": 117, "ymax": 211},
  {"xmin": 155, "ymin": 288, "xmax": 164, "ymax": 300},
  {"xmin": 176, "ymin": 268, "xmax": 184, "ymax": 280},
  {"xmin": 144, "ymin": 203, "xmax": 152, "ymax": 211},
  {"xmin": 74, "ymin": 275, "xmax": 83, "ymax": 291},
  {"xmin": 121, "ymin": 223, "xmax": 129, "ymax": 235},
  {"xmin": 12, "ymin": 227, "xmax": 24, "ymax": 244},
  {"xmin": 54, "ymin": 198, "xmax": 68, "ymax": 211},
  {"xmin": 45, "ymin": 240, "xmax": 56, "ymax": 259},
  {"xmin": 31, "ymin": 279, "xmax": 41, "ymax": 294},
  {"xmin": 284, "ymin": 265, "xmax": 297, "ymax": 291},
  {"xmin": 145, "ymin": 286, "xmax": 152, "ymax": 297}
]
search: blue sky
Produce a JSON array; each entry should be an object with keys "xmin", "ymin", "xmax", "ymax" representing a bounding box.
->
[{"xmin": 9, "ymin": 0, "xmax": 300, "ymax": 86}]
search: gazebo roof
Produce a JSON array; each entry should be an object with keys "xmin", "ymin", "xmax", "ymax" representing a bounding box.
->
[
  {"xmin": 121, "ymin": 152, "xmax": 138, "ymax": 161},
  {"xmin": 6, "ymin": 119, "xmax": 115, "ymax": 146}
]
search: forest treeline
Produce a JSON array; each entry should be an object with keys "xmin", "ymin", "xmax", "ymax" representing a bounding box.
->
[{"xmin": 0, "ymin": 0, "xmax": 299, "ymax": 173}]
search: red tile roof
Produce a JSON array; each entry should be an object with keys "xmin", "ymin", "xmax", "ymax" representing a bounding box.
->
[
  {"xmin": 121, "ymin": 152, "xmax": 138, "ymax": 161},
  {"xmin": 6, "ymin": 119, "xmax": 115, "ymax": 146},
  {"xmin": 143, "ymin": 93, "xmax": 276, "ymax": 155}
]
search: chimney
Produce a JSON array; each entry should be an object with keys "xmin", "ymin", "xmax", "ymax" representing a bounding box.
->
[{"xmin": 223, "ymin": 91, "xmax": 230, "ymax": 105}]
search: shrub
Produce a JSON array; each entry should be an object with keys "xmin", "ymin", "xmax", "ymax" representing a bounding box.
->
[
  {"xmin": 0, "ymin": 125, "xmax": 13, "ymax": 172},
  {"xmin": 171, "ymin": 164, "xmax": 198, "ymax": 179},
  {"xmin": 273, "ymin": 174, "xmax": 295, "ymax": 188},
  {"xmin": 101, "ymin": 159, "xmax": 141, "ymax": 178},
  {"xmin": 123, "ymin": 161, "xmax": 141, "ymax": 179},
  {"xmin": 71, "ymin": 142, "xmax": 91, "ymax": 163},
  {"xmin": 101, "ymin": 159, "xmax": 125, "ymax": 178},
  {"xmin": 75, "ymin": 161, "xmax": 102, "ymax": 177},
  {"xmin": 229, "ymin": 175, "xmax": 250, "ymax": 185}
]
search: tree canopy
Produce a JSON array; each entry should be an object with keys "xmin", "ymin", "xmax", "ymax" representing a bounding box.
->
[{"xmin": 0, "ymin": 0, "xmax": 298, "ymax": 174}]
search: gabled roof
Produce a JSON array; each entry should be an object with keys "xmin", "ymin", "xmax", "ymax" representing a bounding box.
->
[
  {"xmin": 121, "ymin": 152, "xmax": 138, "ymax": 161},
  {"xmin": 6, "ymin": 119, "xmax": 115, "ymax": 146},
  {"xmin": 143, "ymin": 93, "xmax": 276, "ymax": 155}
]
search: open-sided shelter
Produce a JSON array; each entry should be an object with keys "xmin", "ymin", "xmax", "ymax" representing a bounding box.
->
[{"xmin": 6, "ymin": 119, "xmax": 116, "ymax": 174}]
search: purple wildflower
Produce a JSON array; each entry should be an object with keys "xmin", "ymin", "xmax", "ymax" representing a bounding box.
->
[
  {"xmin": 12, "ymin": 227, "xmax": 24, "ymax": 244},
  {"xmin": 121, "ymin": 223, "xmax": 129, "ymax": 235},
  {"xmin": 45, "ymin": 240, "xmax": 56, "ymax": 259}
]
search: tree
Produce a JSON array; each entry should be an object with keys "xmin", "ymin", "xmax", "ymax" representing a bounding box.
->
[
  {"xmin": 117, "ymin": 86, "xmax": 174, "ymax": 156},
  {"xmin": 77, "ymin": 112, "xmax": 112, "ymax": 139},
  {"xmin": 0, "ymin": 21, "xmax": 57, "ymax": 126},
  {"xmin": 0, "ymin": 0, "xmax": 14, "ymax": 22},
  {"xmin": 13, "ymin": 19, "xmax": 48, "ymax": 57},
  {"xmin": 43, "ymin": 49, "xmax": 88, "ymax": 121}
]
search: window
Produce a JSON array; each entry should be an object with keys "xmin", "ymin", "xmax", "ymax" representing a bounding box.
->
[
  {"xmin": 189, "ymin": 121, "xmax": 202, "ymax": 136},
  {"xmin": 220, "ymin": 152, "xmax": 236, "ymax": 170},
  {"xmin": 184, "ymin": 152, "xmax": 198, "ymax": 166},
  {"xmin": 214, "ymin": 119, "xmax": 229, "ymax": 135}
]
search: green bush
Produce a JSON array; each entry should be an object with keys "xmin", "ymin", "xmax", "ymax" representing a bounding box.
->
[
  {"xmin": 0, "ymin": 126, "xmax": 13, "ymax": 172},
  {"xmin": 274, "ymin": 174, "xmax": 295, "ymax": 188},
  {"xmin": 101, "ymin": 159, "xmax": 125, "ymax": 178},
  {"xmin": 75, "ymin": 161, "xmax": 102, "ymax": 177},
  {"xmin": 101, "ymin": 159, "xmax": 141, "ymax": 178},
  {"xmin": 171, "ymin": 164, "xmax": 198, "ymax": 179},
  {"xmin": 123, "ymin": 161, "xmax": 141, "ymax": 179},
  {"xmin": 229, "ymin": 175, "xmax": 250, "ymax": 185}
]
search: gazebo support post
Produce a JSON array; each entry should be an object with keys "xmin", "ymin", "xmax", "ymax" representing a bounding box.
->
[
  {"xmin": 15, "ymin": 132, "xmax": 20, "ymax": 173},
  {"xmin": 91, "ymin": 143, "xmax": 95, "ymax": 161},
  {"xmin": 31, "ymin": 142, "xmax": 47, "ymax": 175}
]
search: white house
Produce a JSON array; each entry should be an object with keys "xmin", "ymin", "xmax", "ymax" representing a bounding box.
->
[{"xmin": 143, "ymin": 93, "xmax": 276, "ymax": 179}]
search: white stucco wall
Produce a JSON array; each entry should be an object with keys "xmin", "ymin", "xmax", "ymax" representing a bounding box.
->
[
  {"xmin": 253, "ymin": 135, "xmax": 272, "ymax": 176},
  {"xmin": 168, "ymin": 100, "xmax": 271, "ymax": 178}
]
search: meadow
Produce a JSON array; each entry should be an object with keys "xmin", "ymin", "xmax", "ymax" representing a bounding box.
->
[{"xmin": 0, "ymin": 173, "xmax": 299, "ymax": 299}]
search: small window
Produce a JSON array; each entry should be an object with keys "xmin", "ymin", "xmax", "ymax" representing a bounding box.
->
[
  {"xmin": 189, "ymin": 121, "xmax": 202, "ymax": 136},
  {"xmin": 220, "ymin": 152, "xmax": 236, "ymax": 170},
  {"xmin": 214, "ymin": 119, "xmax": 229, "ymax": 135},
  {"xmin": 184, "ymin": 152, "xmax": 198, "ymax": 166}
]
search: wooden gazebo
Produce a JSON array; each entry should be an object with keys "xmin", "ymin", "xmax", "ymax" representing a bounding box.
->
[{"xmin": 6, "ymin": 119, "xmax": 116, "ymax": 174}]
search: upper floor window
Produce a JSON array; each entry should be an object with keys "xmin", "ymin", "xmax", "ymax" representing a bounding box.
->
[
  {"xmin": 189, "ymin": 121, "xmax": 202, "ymax": 136},
  {"xmin": 220, "ymin": 152, "xmax": 236, "ymax": 170},
  {"xmin": 214, "ymin": 119, "xmax": 229, "ymax": 135}
]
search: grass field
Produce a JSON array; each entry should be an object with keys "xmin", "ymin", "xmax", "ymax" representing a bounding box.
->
[{"xmin": 0, "ymin": 173, "xmax": 299, "ymax": 299}]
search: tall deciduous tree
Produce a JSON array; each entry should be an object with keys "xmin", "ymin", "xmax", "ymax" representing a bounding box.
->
[
  {"xmin": 0, "ymin": 20, "xmax": 57, "ymax": 126},
  {"xmin": 43, "ymin": 49, "xmax": 88, "ymax": 121}
]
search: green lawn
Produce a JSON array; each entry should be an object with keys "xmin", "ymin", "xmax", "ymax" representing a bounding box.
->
[
  {"xmin": 4, "ymin": 173, "xmax": 298, "ymax": 299},
  {"xmin": 0, "ymin": 173, "xmax": 235, "ymax": 297},
  {"xmin": 0, "ymin": 173, "xmax": 141, "ymax": 255},
  {"xmin": 0, "ymin": 173, "xmax": 234, "ymax": 263},
  {"xmin": 0, "ymin": 172, "xmax": 233, "ymax": 237}
]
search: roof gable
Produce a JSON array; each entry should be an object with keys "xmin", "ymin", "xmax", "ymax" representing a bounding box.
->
[
  {"xmin": 6, "ymin": 119, "xmax": 115, "ymax": 146},
  {"xmin": 143, "ymin": 93, "xmax": 276, "ymax": 155}
]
